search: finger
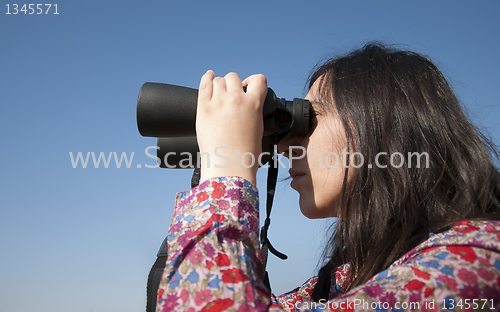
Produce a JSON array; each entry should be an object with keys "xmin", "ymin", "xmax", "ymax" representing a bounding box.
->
[
  {"xmin": 242, "ymin": 74, "xmax": 268, "ymax": 101},
  {"xmin": 212, "ymin": 76, "xmax": 227, "ymax": 99},
  {"xmin": 241, "ymin": 77, "xmax": 250, "ymax": 88},
  {"xmin": 224, "ymin": 72, "xmax": 243, "ymax": 92},
  {"xmin": 198, "ymin": 70, "xmax": 215, "ymax": 104}
]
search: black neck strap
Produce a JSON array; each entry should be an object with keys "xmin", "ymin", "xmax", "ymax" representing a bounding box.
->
[
  {"xmin": 191, "ymin": 157, "xmax": 288, "ymax": 264},
  {"xmin": 260, "ymin": 158, "xmax": 288, "ymax": 263}
]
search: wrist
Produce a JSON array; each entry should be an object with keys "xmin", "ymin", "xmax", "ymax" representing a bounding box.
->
[
  {"xmin": 200, "ymin": 167, "xmax": 257, "ymax": 186},
  {"xmin": 198, "ymin": 145, "xmax": 260, "ymax": 185}
]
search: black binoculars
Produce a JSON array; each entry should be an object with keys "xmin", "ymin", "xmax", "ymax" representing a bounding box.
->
[{"xmin": 136, "ymin": 82, "xmax": 310, "ymax": 168}]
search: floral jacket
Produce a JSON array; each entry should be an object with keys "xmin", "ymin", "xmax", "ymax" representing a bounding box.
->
[{"xmin": 156, "ymin": 177, "xmax": 500, "ymax": 311}]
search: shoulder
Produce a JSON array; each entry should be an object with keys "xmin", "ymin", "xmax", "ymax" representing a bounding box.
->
[
  {"xmin": 397, "ymin": 219, "xmax": 500, "ymax": 265},
  {"xmin": 342, "ymin": 220, "xmax": 500, "ymax": 306}
]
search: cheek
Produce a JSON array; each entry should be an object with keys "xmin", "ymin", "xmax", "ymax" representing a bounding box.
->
[
  {"xmin": 305, "ymin": 130, "xmax": 347, "ymax": 170},
  {"xmin": 313, "ymin": 168, "xmax": 345, "ymax": 216},
  {"xmin": 324, "ymin": 151, "xmax": 342, "ymax": 168},
  {"xmin": 298, "ymin": 157, "xmax": 345, "ymax": 219}
]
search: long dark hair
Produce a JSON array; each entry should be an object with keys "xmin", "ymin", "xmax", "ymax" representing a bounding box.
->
[{"xmin": 309, "ymin": 43, "xmax": 500, "ymax": 301}]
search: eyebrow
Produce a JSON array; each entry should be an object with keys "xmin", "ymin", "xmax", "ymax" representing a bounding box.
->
[{"xmin": 308, "ymin": 100, "xmax": 326, "ymax": 114}]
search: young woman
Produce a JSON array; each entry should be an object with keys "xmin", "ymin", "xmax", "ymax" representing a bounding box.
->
[{"xmin": 156, "ymin": 43, "xmax": 500, "ymax": 311}]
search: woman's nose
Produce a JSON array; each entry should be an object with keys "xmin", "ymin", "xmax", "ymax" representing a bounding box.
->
[{"xmin": 277, "ymin": 133, "xmax": 303, "ymax": 159}]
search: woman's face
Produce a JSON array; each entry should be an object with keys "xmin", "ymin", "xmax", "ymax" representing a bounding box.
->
[{"xmin": 277, "ymin": 78, "xmax": 350, "ymax": 219}]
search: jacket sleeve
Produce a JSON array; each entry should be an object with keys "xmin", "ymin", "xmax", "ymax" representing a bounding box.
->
[{"xmin": 156, "ymin": 176, "xmax": 273, "ymax": 311}]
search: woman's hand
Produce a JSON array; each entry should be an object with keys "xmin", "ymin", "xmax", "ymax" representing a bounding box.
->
[{"xmin": 196, "ymin": 70, "xmax": 267, "ymax": 185}]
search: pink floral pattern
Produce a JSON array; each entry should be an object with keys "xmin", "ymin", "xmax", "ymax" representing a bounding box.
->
[{"xmin": 157, "ymin": 177, "xmax": 500, "ymax": 311}]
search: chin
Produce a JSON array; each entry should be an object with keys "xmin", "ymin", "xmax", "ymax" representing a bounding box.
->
[
  {"xmin": 299, "ymin": 202, "xmax": 323, "ymax": 219},
  {"xmin": 299, "ymin": 197, "xmax": 336, "ymax": 219}
]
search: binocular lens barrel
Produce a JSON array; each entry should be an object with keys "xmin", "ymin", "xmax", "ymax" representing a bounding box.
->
[{"xmin": 137, "ymin": 83, "xmax": 199, "ymax": 137}]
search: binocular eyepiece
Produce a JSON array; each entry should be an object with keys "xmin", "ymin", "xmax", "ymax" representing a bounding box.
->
[{"xmin": 137, "ymin": 82, "xmax": 310, "ymax": 168}]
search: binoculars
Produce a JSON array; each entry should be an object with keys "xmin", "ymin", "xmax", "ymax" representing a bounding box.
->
[{"xmin": 136, "ymin": 82, "xmax": 310, "ymax": 168}]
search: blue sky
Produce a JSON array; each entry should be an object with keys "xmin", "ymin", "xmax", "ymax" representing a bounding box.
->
[{"xmin": 1, "ymin": 1, "xmax": 499, "ymax": 311}]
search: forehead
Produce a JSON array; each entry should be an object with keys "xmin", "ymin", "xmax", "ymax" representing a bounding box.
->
[
  {"xmin": 306, "ymin": 78, "xmax": 321, "ymax": 100},
  {"xmin": 305, "ymin": 77, "xmax": 334, "ymax": 114}
]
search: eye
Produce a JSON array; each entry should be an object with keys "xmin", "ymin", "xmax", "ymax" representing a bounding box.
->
[{"xmin": 308, "ymin": 108, "xmax": 318, "ymax": 132}]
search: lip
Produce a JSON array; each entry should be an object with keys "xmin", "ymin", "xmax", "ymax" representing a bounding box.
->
[
  {"xmin": 289, "ymin": 169, "xmax": 305, "ymax": 179},
  {"xmin": 289, "ymin": 169, "xmax": 305, "ymax": 188}
]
